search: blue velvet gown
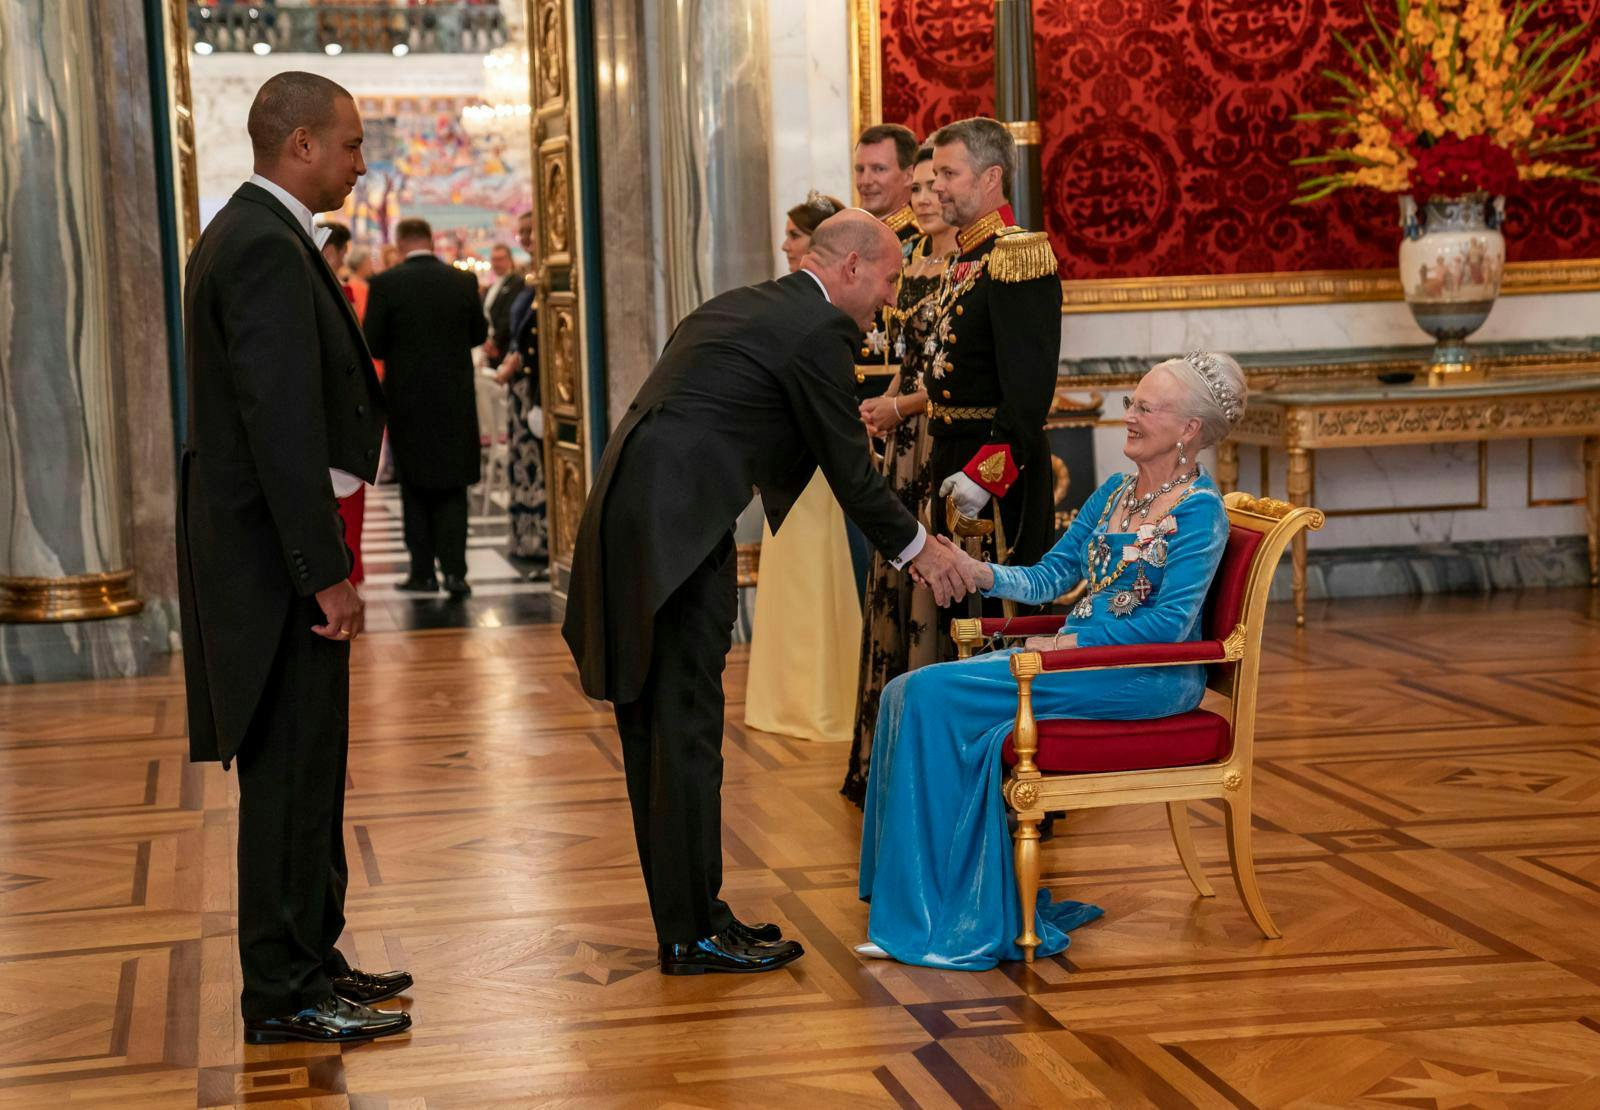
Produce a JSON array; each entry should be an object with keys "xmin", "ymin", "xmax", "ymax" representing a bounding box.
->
[{"xmin": 858, "ymin": 471, "xmax": 1229, "ymax": 968}]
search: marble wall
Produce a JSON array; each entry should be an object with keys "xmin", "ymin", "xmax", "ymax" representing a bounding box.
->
[
  {"xmin": 765, "ymin": 0, "xmax": 853, "ymax": 277},
  {"xmin": 0, "ymin": 0, "xmax": 176, "ymax": 682}
]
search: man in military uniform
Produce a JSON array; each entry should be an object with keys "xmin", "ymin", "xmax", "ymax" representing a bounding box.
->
[
  {"xmin": 925, "ymin": 116, "xmax": 1061, "ymax": 642},
  {"xmin": 852, "ymin": 123, "xmax": 921, "ymax": 405}
]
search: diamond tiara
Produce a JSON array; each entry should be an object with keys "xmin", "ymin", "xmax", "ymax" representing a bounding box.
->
[
  {"xmin": 804, "ymin": 189, "xmax": 839, "ymax": 216},
  {"xmin": 1182, "ymin": 350, "xmax": 1243, "ymax": 425}
]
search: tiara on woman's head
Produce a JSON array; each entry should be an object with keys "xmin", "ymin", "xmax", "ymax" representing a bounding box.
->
[
  {"xmin": 1182, "ymin": 350, "xmax": 1242, "ymax": 424},
  {"xmin": 805, "ymin": 189, "xmax": 839, "ymax": 215}
]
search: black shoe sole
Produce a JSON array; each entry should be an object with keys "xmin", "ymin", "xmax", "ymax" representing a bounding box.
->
[
  {"xmin": 395, "ymin": 583, "xmax": 439, "ymax": 593},
  {"xmin": 333, "ymin": 983, "xmax": 410, "ymax": 1005},
  {"xmin": 243, "ymin": 1021, "xmax": 410, "ymax": 1045},
  {"xmin": 660, "ymin": 949, "xmax": 804, "ymax": 975}
]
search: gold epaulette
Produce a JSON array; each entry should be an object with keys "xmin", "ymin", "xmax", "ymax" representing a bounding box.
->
[{"xmin": 988, "ymin": 229, "xmax": 1057, "ymax": 282}]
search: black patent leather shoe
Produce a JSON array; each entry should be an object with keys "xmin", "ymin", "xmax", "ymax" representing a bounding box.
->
[
  {"xmin": 659, "ymin": 931, "xmax": 804, "ymax": 975},
  {"xmin": 728, "ymin": 919, "xmax": 783, "ymax": 945},
  {"xmin": 331, "ymin": 967, "xmax": 414, "ymax": 1005},
  {"xmin": 396, "ymin": 575, "xmax": 439, "ymax": 593},
  {"xmin": 442, "ymin": 574, "xmax": 472, "ymax": 597},
  {"xmin": 243, "ymin": 995, "xmax": 411, "ymax": 1045}
]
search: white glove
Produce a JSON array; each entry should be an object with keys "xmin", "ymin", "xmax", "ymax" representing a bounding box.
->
[{"xmin": 939, "ymin": 471, "xmax": 991, "ymax": 517}]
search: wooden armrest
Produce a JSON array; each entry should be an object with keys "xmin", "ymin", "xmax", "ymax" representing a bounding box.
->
[{"xmin": 1010, "ymin": 633, "xmax": 1244, "ymax": 676}]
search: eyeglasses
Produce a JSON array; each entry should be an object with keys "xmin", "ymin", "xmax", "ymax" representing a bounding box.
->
[{"xmin": 1122, "ymin": 397, "xmax": 1172, "ymax": 418}]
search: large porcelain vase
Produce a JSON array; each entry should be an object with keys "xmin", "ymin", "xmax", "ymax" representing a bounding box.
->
[{"xmin": 1398, "ymin": 193, "xmax": 1506, "ymax": 376}]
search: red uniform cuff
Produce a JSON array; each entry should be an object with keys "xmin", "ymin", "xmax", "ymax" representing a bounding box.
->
[{"xmin": 963, "ymin": 444, "xmax": 1020, "ymax": 498}]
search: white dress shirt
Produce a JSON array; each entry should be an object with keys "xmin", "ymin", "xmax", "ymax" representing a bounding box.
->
[
  {"xmin": 246, "ymin": 174, "xmax": 361, "ymax": 500},
  {"xmin": 798, "ymin": 267, "xmax": 925, "ymax": 568}
]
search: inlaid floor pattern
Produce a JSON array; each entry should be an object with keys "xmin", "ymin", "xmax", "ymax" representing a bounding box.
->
[{"xmin": 3, "ymin": 590, "xmax": 1600, "ymax": 1107}]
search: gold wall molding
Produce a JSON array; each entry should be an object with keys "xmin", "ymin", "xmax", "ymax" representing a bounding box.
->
[
  {"xmin": 0, "ymin": 571, "xmax": 144, "ymax": 623},
  {"xmin": 847, "ymin": 0, "xmax": 1600, "ymax": 313},
  {"xmin": 1058, "ymin": 350, "xmax": 1600, "ymax": 391},
  {"xmin": 1005, "ymin": 119, "xmax": 1041, "ymax": 145}
]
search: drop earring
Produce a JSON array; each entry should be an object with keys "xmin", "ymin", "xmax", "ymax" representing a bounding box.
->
[{"xmin": 1176, "ymin": 440, "xmax": 1189, "ymax": 467}]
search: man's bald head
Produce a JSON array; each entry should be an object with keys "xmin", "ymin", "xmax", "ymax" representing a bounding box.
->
[
  {"xmin": 246, "ymin": 71, "xmax": 367, "ymax": 215},
  {"xmin": 806, "ymin": 208, "xmax": 900, "ymax": 267},
  {"xmin": 248, "ymin": 71, "xmax": 354, "ymax": 164},
  {"xmin": 799, "ymin": 208, "xmax": 904, "ymax": 331}
]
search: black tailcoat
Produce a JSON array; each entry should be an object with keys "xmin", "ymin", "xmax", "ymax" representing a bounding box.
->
[
  {"xmin": 176, "ymin": 182, "xmax": 385, "ymax": 766},
  {"xmin": 562, "ymin": 271, "xmax": 921, "ymax": 704},
  {"xmin": 363, "ymin": 255, "xmax": 488, "ymax": 489}
]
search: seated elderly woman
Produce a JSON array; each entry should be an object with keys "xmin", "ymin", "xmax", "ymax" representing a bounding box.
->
[{"xmin": 857, "ymin": 351, "xmax": 1249, "ymax": 969}]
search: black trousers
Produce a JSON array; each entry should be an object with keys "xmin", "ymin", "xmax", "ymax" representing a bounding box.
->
[
  {"xmin": 400, "ymin": 482, "xmax": 469, "ymax": 579},
  {"xmin": 613, "ymin": 533, "xmax": 738, "ymax": 945},
  {"xmin": 234, "ymin": 593, "xmax": 353, "ymax": 1020}
]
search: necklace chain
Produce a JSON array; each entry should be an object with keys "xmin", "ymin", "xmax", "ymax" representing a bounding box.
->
[{"xmin": 1119, "ymin": 467, "xmax": 1197, "ymax": 531}]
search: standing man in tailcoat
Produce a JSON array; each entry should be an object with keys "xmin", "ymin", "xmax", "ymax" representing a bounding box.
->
[{"xmin": 177, "ymin": 71, "xmax": 412, "ymax": 1045}]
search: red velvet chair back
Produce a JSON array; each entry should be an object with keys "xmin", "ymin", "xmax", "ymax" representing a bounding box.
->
[{"xmin": 1201, "ymin": 524, "xmax": 1264, "ymax": 685}]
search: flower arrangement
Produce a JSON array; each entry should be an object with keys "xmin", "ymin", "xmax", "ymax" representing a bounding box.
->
[{"xmin": 1294, "ymin": 0, "xmax": 1600, "ymax": 202}]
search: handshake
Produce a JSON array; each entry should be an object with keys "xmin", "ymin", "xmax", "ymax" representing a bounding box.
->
[{"xmin": 907, "ymin": 534, "xmax": 992, "ymax": 607}]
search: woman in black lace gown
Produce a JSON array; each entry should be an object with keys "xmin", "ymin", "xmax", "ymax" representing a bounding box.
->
[{"xmin": 843, "ymin": 147, "xmax": 959, "ymax": 804}]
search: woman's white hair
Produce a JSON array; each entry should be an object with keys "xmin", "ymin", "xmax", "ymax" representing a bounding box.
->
[{"xmin": 1150, "ymin": 351, "xmax": 1248, "ymax": 448}]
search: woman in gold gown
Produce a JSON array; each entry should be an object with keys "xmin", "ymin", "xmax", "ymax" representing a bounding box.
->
[{"xmin": 742, "ymin": 192, "xmax": 865, "ymax": 744}]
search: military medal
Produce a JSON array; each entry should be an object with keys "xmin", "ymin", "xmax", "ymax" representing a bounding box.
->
[
  {"xmin": 1071, "ymin": 594, "xmax": 1094, "ymax": 619},
  {"xmin": 1108, "ymin": 590, "xmax": 1140, "ymax": 617},
  {"xmin": 1131, "ymin": 565, "xmax": 1153, "ymax": 602},
  {"xmin": 865, "ymin": 324, "xmax": 887, "ymax": 355}
]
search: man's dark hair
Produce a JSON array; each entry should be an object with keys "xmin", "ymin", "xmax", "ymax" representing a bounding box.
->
[
  {"xmin": 319, "ymin": 221, "xmax": 351, "ymax": 250},
  {"xmin": 931, "ymin": 117, "xmax": 1015, "ymax": 199},
  {"xmin": 394, "ymin": 217, "xmax": 433, "ymax": 243},
  {"xmin": 247, "ymin": 71, "xmax": 354, "ymax": 163},
  {"xmin": 517, "ymin": 209, "xmax": 534, "ymax": 221},
  {"xmin": 490, "ymin": 242, "xmax": 513, "ymax": 256},
  {"xmin": 856, "ymin": 123, "xmax": 919, "ymax": 170}
]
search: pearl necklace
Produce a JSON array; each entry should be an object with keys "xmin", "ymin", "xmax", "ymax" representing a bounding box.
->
[{"xmin": 1119, "ymin": 467, "xmax": 1197, "ymax": 531}]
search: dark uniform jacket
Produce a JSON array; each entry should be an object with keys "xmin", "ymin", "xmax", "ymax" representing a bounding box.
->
[
  {"xmin": 852, "ymin": 203, "xmax": 922, "ymax": 404},
  {"xmin": 563, "ymin": 271, "xmax": 922, "ymax": 704},
  {"xmin": 482, "ymin": 269, "xmax": 521, "ymax": 366},
  {"xmin": 177, "ymin": 182, "xmax": 385, "ymax": 764},
  {"xmin": 364, "ymin": 255, "xmax": 488, "ymax": 489},
  {"xmin": 926, "ymin": 208, "xmax": 1061, "ymax": 564}
]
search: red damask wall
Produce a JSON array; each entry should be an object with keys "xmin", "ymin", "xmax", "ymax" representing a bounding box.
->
[{"xmin": 877, "ymin": 0, "xmax": 1600, "ymax": 281}]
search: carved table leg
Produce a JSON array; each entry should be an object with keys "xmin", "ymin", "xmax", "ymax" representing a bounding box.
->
[
  {"xmin": 1286, "ymin": 446, "xmax": 1312, "ymax": 627},
  {"xmin": 1217, "ymin": 439, "xmax": 1239, "ymax": 494},
  {"xmin": 1584, "ymin": 435, "xmax": 1600, "ymax": 588}
]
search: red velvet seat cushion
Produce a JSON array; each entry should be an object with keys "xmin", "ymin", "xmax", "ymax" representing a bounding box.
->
[{"xmin": 1001, "ymin": 710, "xmax": 1232, "ymax": 773}]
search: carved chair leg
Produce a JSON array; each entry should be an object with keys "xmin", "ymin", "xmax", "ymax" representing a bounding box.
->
[
  {"xmin": 1013, "ymin": 809, "xmax": 1043, "ymax": 963},
  {"xmin": 1223, "ymin": 791, "xmax": 1281, "ymax": 939},
  {"xmin": 1167, "ymin": 801, "xmax": 1215, "ymax": 898}
]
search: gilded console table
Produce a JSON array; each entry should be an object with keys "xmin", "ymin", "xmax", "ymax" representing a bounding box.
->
[{"xmin": 1217, "ymin": 370, "xmax": 1600, "ymax": 626}]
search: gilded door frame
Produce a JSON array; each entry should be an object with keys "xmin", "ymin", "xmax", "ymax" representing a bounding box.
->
[
  {"xmin": 848, "ymin": 0, "xmax": 1600, "ymax": 313},
  {"xmin": 530, "ymin": 0, "xmax": 599, "ymax": 597}
]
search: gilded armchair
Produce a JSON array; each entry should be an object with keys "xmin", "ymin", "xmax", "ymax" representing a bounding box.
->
[{"xmin": 951, "ymin": 493, "xmax": 1325, "ymax": 962}]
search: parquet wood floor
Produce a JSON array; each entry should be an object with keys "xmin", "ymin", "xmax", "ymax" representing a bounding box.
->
[{"xmin": 4, "ymin": 590, "xmax": 1600, "ymax": 1107}]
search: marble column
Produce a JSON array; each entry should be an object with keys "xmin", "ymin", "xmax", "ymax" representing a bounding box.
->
[
  {"xmin": 594, "ymin": 0, "xmax": 662, "ymax": 430},
  {"xmin": 0, "ymin": 0, "xmax": 175, "ymax": 681},
  {"xmin": 654, "ymin": 0, "xmax": 774, "ymax": 326}
]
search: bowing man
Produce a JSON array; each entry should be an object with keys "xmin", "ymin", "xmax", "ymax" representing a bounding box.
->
[{"xmin": 563, "ymin": 209, "xmax": 976, "ymax": 976}]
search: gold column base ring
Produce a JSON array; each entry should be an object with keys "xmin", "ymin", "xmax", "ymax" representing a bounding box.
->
[{"xmin": 0, "ymin": 570, "xmax": 144, "ymax": 622}]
